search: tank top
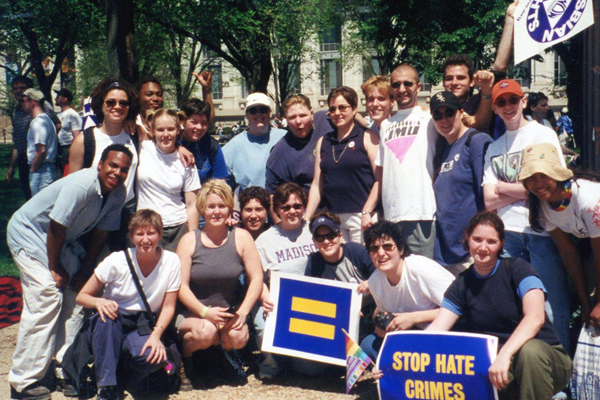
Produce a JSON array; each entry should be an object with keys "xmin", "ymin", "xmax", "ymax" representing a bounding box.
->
[
  {"xmin": 320, "ymin": 124, "xmax": 375, "ymax": 213},
  {"xmin": 189, "ymin": 228, "xmax": 245, "ymax": 308}
]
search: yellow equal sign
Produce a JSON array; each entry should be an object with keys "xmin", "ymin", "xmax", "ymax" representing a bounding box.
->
[{"xmin": 289, "ymin": 297, "xmax": 337, "ymax": 340}]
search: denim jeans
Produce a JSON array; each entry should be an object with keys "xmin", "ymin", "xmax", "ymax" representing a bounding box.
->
[
  {"xmin": 503, "ymin": 231, "xmax": 571, "ymax": 354},
  {"xmin": 29, "ymin": 163, "xmax": 57, "ymax": 196},
  {"xmin": 360, "ymin": 332, "xmax": 384, "ymax": 362}
]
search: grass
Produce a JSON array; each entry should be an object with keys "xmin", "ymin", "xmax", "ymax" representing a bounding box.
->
[{"xmin": 0, "ymin": 144, "xmax": 25, "ymax": 277}]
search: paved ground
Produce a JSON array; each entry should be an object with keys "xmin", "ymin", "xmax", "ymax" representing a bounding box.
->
[{"xmin": 0, "ymin": 323, "xmax": 379, "ymax": 400}]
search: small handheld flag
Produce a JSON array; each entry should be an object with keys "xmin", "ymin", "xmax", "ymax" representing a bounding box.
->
[
  {"xmin": 343, "ymin": 329, "xmax": 372, "ymax": 394},
  {"xmin": 81, "ymin": 96, "xmax": 98, "ymax": 131}
]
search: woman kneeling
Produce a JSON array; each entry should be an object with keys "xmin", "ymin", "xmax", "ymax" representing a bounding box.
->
[{"xmin": 76, "ymin": 209, "xmax": 181, "ymax": 399}]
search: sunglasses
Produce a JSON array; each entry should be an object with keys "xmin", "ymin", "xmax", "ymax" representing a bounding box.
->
[
  {"xmin": 280, "ymin": 204, "xmax": 303, "ymax": 212},
  {"xmin": 104, "ymin": 99, "xmax": 130, "ymax": 108},
  {"xmin": 247, "ymin": 106, "xmax": 269, "ymax": 115},
  {"xmin": 494, "ymin": 96, "xmax": 522, "ymax": 108},
  {"xmin": 391, "ymin": 80, "xmax": 415, "ymax": 89},
  {"xmin": 432, "ymin": 108, "xmax": 457, "ymax": 121},
  {"xmin": 328, "ymin": 104, "xmax": 352, "ymax": 114},
  {"xmin": 313, "ymin": 231, "xmax": 340, "ymax": 242},
  {"xmin": 368, "ymin": 243, "xmax": 397, "ymax": 253}
]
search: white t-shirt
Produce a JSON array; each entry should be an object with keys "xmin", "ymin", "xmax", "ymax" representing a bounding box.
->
[
  {"xmin": 136, "ymin": 141, "xmax": 201, "ymax": 227},
  {"xmin": 543, "ymin": 179, "xmax": 600, "ymax": 238},
  {"xmin": 95, "ymin": 248, "xmax": 181, "ymax": 314},
  {"xmin": 256, "ymin": 222, "xmax": 317, "ymax": 277},
  {"xmin": 482, "ymin": 121, "xmax": 565, "ymax": 234},
  {"xmin": 377, "ymin": 106, "xmax": 437, "ymax": 222},
  {"xmin": 58, "ymin": 108, "xmax": 82, "ymax": 146},
  {"xmin": 90, "ymin": 127, "xmax": 139, "ymax": 203},
  {"xmin": 368, "ymin": 254, "xmax": 454, "ymax": 329}
]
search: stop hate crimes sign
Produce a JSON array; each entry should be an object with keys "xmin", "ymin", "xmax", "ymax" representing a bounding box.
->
[{"xmin": 377, "ymin": 331, "xmax": 498, "ymax": 400}]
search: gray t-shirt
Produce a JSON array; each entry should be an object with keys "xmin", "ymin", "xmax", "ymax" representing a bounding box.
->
[
  {"xmin": 27, "ymin": 113, "xmax": 58, "ymax": 164},
  {"xmin": 7, "ymin": 168, "xmax": 125, "ymax": 274},
  {"xmin": 58, "ymin": 108, "xmax": 82, "ymax": 146}
]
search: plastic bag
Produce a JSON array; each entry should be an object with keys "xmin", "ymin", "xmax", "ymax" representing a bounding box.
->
[{"xmin": 570, "ymin": 325, "xmax": 600, "ymax": 400}]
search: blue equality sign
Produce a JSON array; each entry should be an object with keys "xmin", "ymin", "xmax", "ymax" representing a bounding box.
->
[
  {"xmin": 377, "ymin": 331, "xmax": 498, "ymax": 400},
  {"xmin": 262, "ymin": 272, "xmax": 362, "ymax": 366}
]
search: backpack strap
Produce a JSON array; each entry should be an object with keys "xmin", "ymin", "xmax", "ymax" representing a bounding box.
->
[
  {"xmin": 208, "ymin": 136, "xmax": 220, "ymax": 166},
  {"xmin": 82, "ymin": 127, "xmax": 96, "ymax": 169}
]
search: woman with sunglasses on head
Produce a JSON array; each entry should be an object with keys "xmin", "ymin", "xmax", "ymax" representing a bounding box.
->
[
  {"xmin": 430, "ymin": 91, "xmax": 492, "ymax": 276},
  {"xmin": 427, "ymin": 211, "xmax": 572, "ymax": 400},
  {"xmin": 481, "ymin": 79, "xmax": 572, "ymax": 355},
  {"xmin": 305, "ymin": 86, "xmax": 381, "ymax": 244},
  {"xmin": 520, "ymin": 142, "xmax": 600, "ymax": 329},
  {"xmin": 253, "ymin": 182, "xmax": 317, "ymax": 379},
  {"xmin": 266, "ymin": 94, "xmax": 322, "ymax": 195}
]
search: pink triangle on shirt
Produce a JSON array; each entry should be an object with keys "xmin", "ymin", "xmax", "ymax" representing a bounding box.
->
[{"xmin": 384, "ymin": 135, "xmax": 417, "ymax": 164}]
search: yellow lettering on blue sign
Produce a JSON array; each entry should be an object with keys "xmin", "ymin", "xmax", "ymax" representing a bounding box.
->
[
  {"xmin": 291, "ymin": 297, "xmax": 337, "ymax": 318},
  {"xmin": 289, "ymin": 318, "xmax": 335, "ymax": 340}
]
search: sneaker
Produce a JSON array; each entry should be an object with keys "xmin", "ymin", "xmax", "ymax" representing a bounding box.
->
[
  {"xmin": 55, "ymin": 378, "xmax": 78, "ymax": 397},
  {"xmin": 97, "ymin": 386, "xmax": 120, "ymax": 400},
  {"xmin": 10, "ymin": 383, "xmax": 51, "ymax": 400},
  {"xmin": 257, "ymin": 353, "xmax": 279, "ymax": 380}
]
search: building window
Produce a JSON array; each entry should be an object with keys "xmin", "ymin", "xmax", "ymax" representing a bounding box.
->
[
  {"xmin": 362, "ymin": 57, "xmax": 382, "ymax": 82},
  {"xmin": 209, "ymin": 64, "xmax": 222, "ymax": 100},
  {"xmin": 554, "ymin": 53, "xmax": 567, "ymax": 86},
  {"xmin": 241, "ymin": 77, "xmax": 250, "ymax": 99},
  {"xmin": 320, "ymin": 26, "xmax": 341, "ymax": 52},
  {"xmin": 512, "ymin": 60, "xmax": 531, "ymax": 89},
  {"xmin": 320, "ymin": 59, "xmax": 342, "ymax": 96}
]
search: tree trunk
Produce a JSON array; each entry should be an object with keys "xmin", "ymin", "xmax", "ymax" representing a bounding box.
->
[{"xmin": 106, "ymin": 0, "xmax": 138, "ymax": 83}]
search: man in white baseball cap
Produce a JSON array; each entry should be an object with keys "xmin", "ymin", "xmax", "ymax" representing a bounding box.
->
[{"xmin": 222, "ymin": 92, "xmax": 286, "ymax": 191}]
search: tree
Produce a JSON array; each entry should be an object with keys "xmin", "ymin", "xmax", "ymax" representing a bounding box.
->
[{"xmin": 0, "ymin": 0, "xmax": 102, "ymax": 103}]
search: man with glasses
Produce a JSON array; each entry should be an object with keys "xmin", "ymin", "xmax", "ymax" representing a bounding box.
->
[
  {"xmin": 6, "ymin": 76, "xmax": 60, "ymax": 199},
  {"xmin": 20, "ymin": 88, "xmax": 59, "ymax": 195},
  {"xmin": 359, "ymin": 220, "xmax": 454, "ymax": 360},
  {"xmin": 377, "ymin": 64, "xmax": 438, "ymax": 258},
  {"xmin": 222, "ymin": 92, "xmax": 285, "ymax": 191},
  {"xmin": 482, "ymin": 79, "xmax": 571, "ymax": 354}
]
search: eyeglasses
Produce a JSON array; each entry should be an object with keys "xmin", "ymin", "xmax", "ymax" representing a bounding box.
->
[
  {"xmin": 391, "ymin": 80, "xmax": 415, "ymax": 89},
  {"xmin": 368, "ymin": 243, "xmax": 397, "ymax": 253},
  {"xmin": 494, "ymin": 96, "xmax": 521, "ymax": 108},
  {"xmin": 247, "ymin": 106, "xmax": 269, "ymax": 115},
  {"xmin": 432, "ymin": 108, "xmax": 457, "ymax": 121},
  {"xmin": 328, "ymin": 104, "xmax": 352, "ymax": 114},
  {"xmin": 313, "ymin": 231, "xmax": 340, "ymax": 242},
  {"xmin": 279, "ymin": 204, "xmax": 303, "ymax": 212},
  {"xmin": 104, "ymin": 99, "xmax": 130, "ymax": 108}
]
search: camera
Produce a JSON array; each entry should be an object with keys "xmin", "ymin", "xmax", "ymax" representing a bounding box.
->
[{"xmin": 375, "ymin": 312, "xmax": 394, "ymax": 330}]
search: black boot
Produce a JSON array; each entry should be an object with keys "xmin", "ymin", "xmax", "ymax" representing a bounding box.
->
[{"xmin": 179, "ymin": 357, "xmax": 193, "ymax": 392}]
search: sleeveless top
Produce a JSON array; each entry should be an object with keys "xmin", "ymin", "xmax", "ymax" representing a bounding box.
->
[
  {"xmin": 320, "ymin": 124, "xmax": 375, "ymax": 213},
  {"xmin": 189, "ymin": 228, "xmax": 245, "ymax": 308}
]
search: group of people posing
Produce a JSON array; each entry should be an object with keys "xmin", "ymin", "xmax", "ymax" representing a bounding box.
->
[{"xmin": 6, "ymin": 5, "xmax": 600, "ymax": 400}]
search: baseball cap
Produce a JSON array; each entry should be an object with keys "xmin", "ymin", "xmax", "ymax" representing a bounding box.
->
[
  {"xmin": 491, "ymin": 79, "xmax": 524, "ymax": 104},
  {"xmin": 429, "ymin": 91, "xmax": 461, "ymax": 113},
  {"xmin": 54, "ymin": 88, "xmax": 74, "ymax": 102},
  {"xmin": 23, "ymin": 88, "xmax": 45, "ymax": 103},
  {"xmin": 246, "ymin": 92, "xmax": 271, "ymax": 110},
  {"xmin": 310, "ymin": 215, "xmax": 340, "ymax": 236}
]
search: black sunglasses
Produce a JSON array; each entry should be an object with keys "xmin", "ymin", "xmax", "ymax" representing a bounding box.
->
[
  {"xmin": 494, "ymin": 96, "xmax": 522, "ymax": 108},
  {"xmin": 368, "ymin": 243, "xmax": 397, "ymax": 253},
  {"xmin": 313, "ymin": 231, "xmax": 340, "ymax": 242},
  {"xmin": 391, "ymin": 80, "xmax": 415, "ymax": 89},
  {"xmin": 432, "ymin": 108, "xmax": 457, "ymax": 121},
  {"xmin": 280, "ymin": 204, "xmax": 303, "ymax": 212},
  {"xmin": 104, "ymin": 99, "xmax": 130, "ymax": 108},
  {"xmin": 247, "ymin": 106, "xmax": 270, "ymax": 115}
]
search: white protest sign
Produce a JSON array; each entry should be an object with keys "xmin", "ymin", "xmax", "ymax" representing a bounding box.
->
[{"xmin": 514, "ymin": 0, "xmax": 594, "ymax": 65}]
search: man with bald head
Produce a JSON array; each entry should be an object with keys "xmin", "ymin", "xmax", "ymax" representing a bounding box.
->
[{"xmin": 376, "ymin": 64, "xmax": 437, "ymax": 257}]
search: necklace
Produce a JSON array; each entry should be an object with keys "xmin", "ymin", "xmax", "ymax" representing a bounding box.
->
[
  {"xmin": 551, "ymin": 180, "xmax": 572, "ymax": 212},
  {"xmin": 332, "ymin": 139, "xmax": 351, "ymax": 164}
]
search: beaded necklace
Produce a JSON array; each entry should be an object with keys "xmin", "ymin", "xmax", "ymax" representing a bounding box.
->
[{"xmin": 551, "ymin": 180, "xmax": 572, "ymax": 212}]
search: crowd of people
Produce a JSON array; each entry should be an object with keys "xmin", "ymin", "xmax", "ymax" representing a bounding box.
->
[{"xmin": 5, "ymin": 3, "xmax": 599, "ymax": 400}]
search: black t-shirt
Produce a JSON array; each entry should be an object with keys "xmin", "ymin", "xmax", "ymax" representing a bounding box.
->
[{"xmin": 443, "ymin": 257, "xmax": 561, "ymax": 346}]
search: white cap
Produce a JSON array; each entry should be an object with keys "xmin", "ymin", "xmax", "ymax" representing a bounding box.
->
[
  {"xmin": 561, "ymin": 107, "xmax": 568, "ymax": 114},
  {"xmin": 246, "ymin": 92, "xmax": 271, "ymax": 110}
]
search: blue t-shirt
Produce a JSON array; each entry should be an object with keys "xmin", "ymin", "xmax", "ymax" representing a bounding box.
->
[
  {"xmin": 305, "ymin": 242, "xmax": 375, "ymax": 283},
  {"xmin": 442, "ymin": 257, "xmax": 560, "ymax": 346},
  {"xmin": 433, "ymin": 130, "xmax": 492, "ymax": 266},
  {"xmin": 182, "ymin": 134, "xmax": 229, "ymax": 183},
  {"xmin": 222, "ymin": 127, "xmax": 286, "ymax": 190},
  {"xmin": 265, "ymin": 128, "xmax": 324, "ymax": 195}
]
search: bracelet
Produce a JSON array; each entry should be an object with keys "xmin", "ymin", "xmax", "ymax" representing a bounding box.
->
[
  {"xmin": 154, "ymin": 323, "xmax": 164, "ymax": 332},
  {"xmin": 200, "ymin": 305, "xmax": 211, "ymax": 318},
  {"xmin": 481, "ymin": 94, "xmax": 492, "ymax": 100},
  {"xmin": 361, "ymin": 210, "xmax": 370, "ymax": 215}
]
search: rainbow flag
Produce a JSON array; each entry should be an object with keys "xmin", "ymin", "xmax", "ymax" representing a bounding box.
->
[{"xmin": 343, "ymin": 329, "xmax": 372, "ymax": 394}]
